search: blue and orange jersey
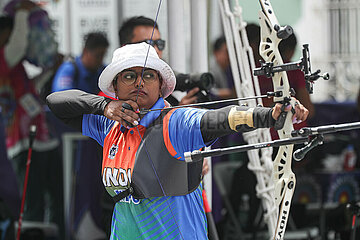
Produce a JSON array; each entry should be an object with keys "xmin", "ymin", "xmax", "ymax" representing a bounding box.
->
[{"xmin": 82, "ymin": 98, "xmax": 210, "ymax": 240}]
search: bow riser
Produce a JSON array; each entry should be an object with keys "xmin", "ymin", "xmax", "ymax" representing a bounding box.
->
[
  {"xmin": 258, "ymin": 1, "xmax": 296, "ymax": 239},
  {"xmin": 259, "ymin": 11, "xmax": 290, "ymax": 103}
]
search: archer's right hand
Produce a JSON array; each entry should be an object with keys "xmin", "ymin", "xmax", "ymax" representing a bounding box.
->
[{"xmin": 104, "ymin": 100, "xmax": 140, "ymax": 129}]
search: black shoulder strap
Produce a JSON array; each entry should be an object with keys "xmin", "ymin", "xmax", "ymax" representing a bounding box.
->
[
  {"xmin": 112, "ymin": 187, "xmax": 134, "ymax": 203},
  {"xmin": 146, "ymin": 108, "xmax": 172, "ymax": 129},
  {"xmin": 111, "ymin": 108, "xmax": 172, "ymax": 203}
]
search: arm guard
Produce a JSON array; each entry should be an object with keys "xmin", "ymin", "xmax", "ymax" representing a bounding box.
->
[{"xmin": 200, "ymin": 105, "xmax": 275, "ymax": 143}]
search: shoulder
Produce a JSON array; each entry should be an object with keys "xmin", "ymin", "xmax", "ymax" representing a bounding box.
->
[{"xmin": 165, "ymin": 107, "xmax": 207, "ymax": 126}]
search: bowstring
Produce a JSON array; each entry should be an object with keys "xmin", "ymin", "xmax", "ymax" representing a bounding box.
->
[
  {"xmin": 133, "ymin": 0, "xmax": 185, "ymax": 239},
  {"xmin": 135, "ymin": 0, "xmax": 162, "ymax": 102}
]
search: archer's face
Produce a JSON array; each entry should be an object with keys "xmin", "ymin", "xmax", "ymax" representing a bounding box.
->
[
  {"xmin": 114, "ymin": 67, "xmax": 162, "ymax": 109},
  {"xmin": 131, "ymin": 26, "xmax": 163, "ymax": 58}
]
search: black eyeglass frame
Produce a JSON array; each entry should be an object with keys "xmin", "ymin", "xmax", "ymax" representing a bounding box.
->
[{"xmin": 116, "ymin": 69, "xmax": 160, "ymax": 86}]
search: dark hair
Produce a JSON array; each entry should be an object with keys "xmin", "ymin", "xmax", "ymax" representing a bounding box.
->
[
  {"xmin": 245, "ymin": 23, "xmax": 260, "ymax": 46},
  {"xmin": 213, "ymin": 36, "xmax": 226, "ymax": 52},
  {"xmin": 0, "ymin": 16, "xmax": 14, "ymax": 34},
  {"xmin": 279, "ymin": 33, "xmax": 297, "ymax": 55},
  {"xmin": 84, "ymin": 32, "xmax": 109, "ymax": 50},
  {"xmin": 119, "ymin": 16, "xmax": 158, "ymax": 46}
]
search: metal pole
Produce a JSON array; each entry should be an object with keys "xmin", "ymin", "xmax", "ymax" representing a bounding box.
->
[
  {"xmin": 167, "ymin": 0, "xmax": 186, "ymax": 73},
  {"xmin": 190, "ymin": 0, "xmax": 208, "ymax": 73},
  {"xmin": 16, "ymin": 125, "xmax": 37, "ymax": 240},
  {"xmin": 190, "ymin": 0, "xmax": 214, "ymax": 210}
]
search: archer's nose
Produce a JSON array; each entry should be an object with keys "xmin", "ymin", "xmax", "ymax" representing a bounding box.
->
[{"xmin": 134, "ymin": 76, "xmax": 144, "ymax": 88}]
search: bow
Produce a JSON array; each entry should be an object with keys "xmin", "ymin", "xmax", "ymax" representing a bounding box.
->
[
  {"xmin": 185, "ymin": 0, "xmax": 328, "ymax": 239},
  {"xmin": 257, "ymin": 1, "xmax": 297, "ymax": 239},
  {"xmin": 217, "ymin": 0, "xmax": 278, "ymax": 237},
  {"xmin": 256, "ymin": 1, "xmax": 330, "ymax": 238}
]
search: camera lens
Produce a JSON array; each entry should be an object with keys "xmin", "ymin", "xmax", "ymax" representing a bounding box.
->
[{"xmin": 198, "ymin": 73, "xmax": 214, "ymax": 91}]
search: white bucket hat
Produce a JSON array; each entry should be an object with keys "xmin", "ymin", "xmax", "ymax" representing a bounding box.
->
[{"xmin": 98, "ymin": 42, "xmax": 176, "ymax": 98}]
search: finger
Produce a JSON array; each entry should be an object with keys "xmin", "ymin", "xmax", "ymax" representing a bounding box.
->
[
  {"xmin": 184, "ymin": 96, "xmax": 198, "ymax": 104},
  {"xmin": 124, "ymin": 100, "xmax": 140, "ymax": 113},
  {"xmin": 119, "ymin": 119, "xmax": 130, "ymax": 129},
  {"xmin": 271, "ymin": 103, "xmax": 282, "ymax": 120},
  {"xmin": 187, "ymin": 87, "xmax": 200, "ymax": 97},
  {"xmin": 121, "ymin": 107, "xmax": 140, "ymax": 122},
  {"xmin": 202, "ymin": 166, "xmax": 209, "ymax": 176},
  {"xmin": 179, "ymin": 95, "xmax": 198, "ymax": 106},
  {"xmin": 121, "ymin": 100, "xmax": 140, "ymax": 120},
  {"xmin": 283, "ymin": 104, "xmax": 292, "ymax": 112},
  {"xmin": 293, "ymin": 103, "xmax": 308, "ymax": 122},
  {"xmin": 298, "ymin": 106, "xmax": 309, "ymax": 122},
  {"xmin": 120, "ymin": 108, "xmax": 140, "ymax": 126}
]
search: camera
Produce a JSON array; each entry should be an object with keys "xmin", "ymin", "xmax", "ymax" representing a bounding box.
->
[
  {"xmin": 175, "ymin": 72, "xmax": 215, "ymax": 92},
  {"xmin": 168, "ymin": 72, "xmax": 215, "ymax": 105}
]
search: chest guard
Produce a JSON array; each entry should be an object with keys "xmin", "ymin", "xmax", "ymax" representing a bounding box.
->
[{"xmin": 112, "ymin": 109, "xmax": 203, "ymax": 202}]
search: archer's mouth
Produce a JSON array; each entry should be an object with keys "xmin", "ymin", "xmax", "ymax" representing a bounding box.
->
[{"xmin": 131, "ymin": 90, "xmax": 147, "ymax": 96}]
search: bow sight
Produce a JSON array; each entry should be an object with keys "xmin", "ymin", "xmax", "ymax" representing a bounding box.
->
[{"xmin": 253, "ymin": 44, "xmax": 330, "ymax": 94}]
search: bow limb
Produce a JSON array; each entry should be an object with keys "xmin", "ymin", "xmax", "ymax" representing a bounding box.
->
[{"xmin": 258, "ymin": 1, "xmax": 296, "ymax": 239}]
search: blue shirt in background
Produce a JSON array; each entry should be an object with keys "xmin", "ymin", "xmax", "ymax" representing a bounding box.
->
[{"xmin": 52, "ymin": 56, "xmax": 105, "ymax": 94}]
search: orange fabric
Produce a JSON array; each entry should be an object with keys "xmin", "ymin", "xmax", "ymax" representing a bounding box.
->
[
  {"xmin": 98, "ymin": 91, "xmax": 116, "ymax": 100},
  {"xmin": 162, "ymin": 109, "xmax": 178, "ymax": 157},
  {"xmin": 102, "ymin": 122, "xmax": 146, "ymax": 191}
]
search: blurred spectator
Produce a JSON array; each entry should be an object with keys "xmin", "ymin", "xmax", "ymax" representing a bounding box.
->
[
  {"xmin": 51, "ymin": 32, "xmax": 110, "ymax": 239},
  {"xmin": 52, "ymin": 32, "xmax": 109, "ymax": 94},
  {"xmin": 4, "ymin": 0, "xmax": 58, "ymax": 69},
  {"xmin": 209, "ymin": 36, "xmax": 236, "ymax": 99},
  {"xmin": 35, "ymin": 53, "xmax": 64, "ymax": 102},
  {"xmin": 0, "ymin": 111, "xmax": 19, "ymax": 238},
  {"xmin": 0, "ymin": 0, "xmax": 63, "ymax": 236},
  {"xmin": 118, "ymin": 16, "xmax": 200, "ymax": 106}
]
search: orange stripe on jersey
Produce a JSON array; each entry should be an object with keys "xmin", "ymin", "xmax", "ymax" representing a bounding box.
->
[{"xmin": 162, "ymin": 109, "xmax": 178, "ymax": 157}]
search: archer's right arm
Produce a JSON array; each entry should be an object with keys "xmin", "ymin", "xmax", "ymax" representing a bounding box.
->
[
  {"xmin": 46, "ymin": 89, "xmax": 140, "ymax": 131},
  {"xmin": 46, "ymin": 90, "xmax": 112, "ymax": 131}
]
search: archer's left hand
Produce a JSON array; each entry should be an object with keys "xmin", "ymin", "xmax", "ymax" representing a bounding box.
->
[{"xmin": 272, "ymin": 98, "xmax": 309, "ymax": 124}]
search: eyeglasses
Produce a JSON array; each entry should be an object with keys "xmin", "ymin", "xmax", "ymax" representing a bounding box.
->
[
  {"xmin": 119, "ymin": 69, "xmax": 159, "ymax": 85},
  {"xmin": 136, "ymin": 39, "xmax": 166, "ymax": 51}
]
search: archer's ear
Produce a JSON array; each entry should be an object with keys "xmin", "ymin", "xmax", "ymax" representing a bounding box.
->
[{"xmin": 112, "ymin": 77, "xmax": 118, "ymax": 92}]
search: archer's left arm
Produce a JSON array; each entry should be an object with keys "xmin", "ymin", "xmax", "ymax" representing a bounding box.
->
[{"xmin": 200, "ymin": 102, "xmax": 309, "ymax": 143}]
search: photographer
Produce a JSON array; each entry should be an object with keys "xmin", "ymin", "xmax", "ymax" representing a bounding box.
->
[{"xmin": 169, "ymin": 72, "xmax": 215, "ymax": 106}]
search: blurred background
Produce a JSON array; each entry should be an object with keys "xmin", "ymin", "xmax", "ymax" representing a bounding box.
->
[{"xmin": 0, "ymin": 0, "xmax": 359, "ymax": 239}]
